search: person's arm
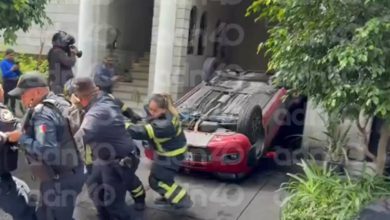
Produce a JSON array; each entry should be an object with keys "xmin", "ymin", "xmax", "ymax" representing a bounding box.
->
[
  {"xmin": 19, "ymin": 112, "xmax": 60, "ymax": 160},
  {"xmin": 113, "ymin": 97, "xmax": 142, "ymax": 123},
  {"xmin": 54, "ymin": 49, "xmax": 76, "ymax": 68},
  {"xmin": 126, "ymin": 123, "xmax": 150, "ymax": 140},
  {"xmin": 0, "ymin": 61, "xmax": 15, "ymax": 78},
  {"xmin": 74, "ymin": 113, "xmax": 99, "ymax": 145},
  {"xmin": 126, "ymin": 120, "xmax": 176, "ymax": 141}
]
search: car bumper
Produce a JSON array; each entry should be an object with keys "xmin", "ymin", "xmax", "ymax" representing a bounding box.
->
[{"xmin": 145, "ymin": 133, "xmax": 254, "ymax": 174}]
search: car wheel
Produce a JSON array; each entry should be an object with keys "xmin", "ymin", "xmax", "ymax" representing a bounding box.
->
[
  {"xmin": 202, "ymin": 57, "xmax": 220, "ymax": 83},
  {"xmin": 237, "ymin": 97, "xmax": 265, "ymax": 145}
]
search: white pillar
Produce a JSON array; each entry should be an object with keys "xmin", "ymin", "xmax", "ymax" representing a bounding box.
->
[
  {"xmin": 77, "ymin": 0, "xmax": 110, "ymax": 77},
  {"xmin": 152, "ymin": 0, "xmax": 178, "ymax": 93}
]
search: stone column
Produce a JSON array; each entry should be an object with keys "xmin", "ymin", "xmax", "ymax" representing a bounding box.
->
[
  {"xmin": 77, "ymin": 0, "xmax": 110, "ymax": 77},
  {"xmin": 151, "ymin": 0, "xmax": 178, "ymax": 93}
]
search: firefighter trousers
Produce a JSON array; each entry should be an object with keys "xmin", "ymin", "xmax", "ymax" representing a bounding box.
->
[{"xmin": 149, "ymin": 155, "xmax": 190, "ymax": 205}]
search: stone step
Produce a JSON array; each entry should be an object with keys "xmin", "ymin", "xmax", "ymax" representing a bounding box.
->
[
  {"xmin": 131, "ymin": 72, "xmax": 149, "ymax": 80},
  {"xmin": 113, "ymin": 85, "xmax": 148, "ymax": 95},
  {"xmin": 116, "ymin": 80, "xmax": 149, "ymax": 88},
  {"xmin": 131, "ymin": 64, "xmax": 150, "ymax": 72},
  {"xmin": 113, "ymin": 91, "xmax": 148, "ymax": 106}
]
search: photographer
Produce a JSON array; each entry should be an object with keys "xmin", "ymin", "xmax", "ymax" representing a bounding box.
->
[
  {"xmin": 48, "ymin": 31, "xmax": 82, "ymax": 94},
  {"xmin": 0, "ymin": 49, "xmax": 21, "ymax": 113}
]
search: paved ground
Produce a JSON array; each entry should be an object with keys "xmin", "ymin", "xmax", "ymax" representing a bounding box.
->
[
  {"xmin": 2, "ymin": 153, "xmax": 289, "ymax": 220},
  {"xmin": 0, "ymin": 103, "xmax": 292, "ymax": 220}
]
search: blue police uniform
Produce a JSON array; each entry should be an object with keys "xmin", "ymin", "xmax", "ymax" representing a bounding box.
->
[
  {"xmin": 75, "ymin": 92, "xmax": 144, "ymax": 220},
  {"xmin": 0, "ymin": 103, "xmax": 36, "ymax": 220},
  {"xmin": 19, "ymin": 92, "xmax": 85, "ymax": 220},
  {"xmin": 127, "ymin": 112, "xmax": 192, "ymax": 208}
]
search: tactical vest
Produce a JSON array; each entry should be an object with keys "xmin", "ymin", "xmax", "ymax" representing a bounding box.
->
[
  {"xmin": 24, "ymin": 98, "xmax": 81, "ymax": 181},
  {"xmin": 0, "ymin": 104, "xmax": 18, "ymax": 174}
]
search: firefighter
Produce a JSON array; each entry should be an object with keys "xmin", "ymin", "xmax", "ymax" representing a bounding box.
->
[
  {"xmin": 73, "ymin": 77, "xmax": 145, "ymax": 219},
  {"xmin": 8, "ymin": 73, "xmax": 85, "ymax": 220},
  {"xmin": 126, "ymin": 93, "xmax": 193, "ymax": 209},
  {"xmin": 0, "ymin": 84, "xmax": 36, "ymax": 220}
]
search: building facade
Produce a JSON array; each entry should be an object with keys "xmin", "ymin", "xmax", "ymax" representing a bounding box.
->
[{"xmin": 6, "ymin": 0, "xmax": 268, "ymax": 111}]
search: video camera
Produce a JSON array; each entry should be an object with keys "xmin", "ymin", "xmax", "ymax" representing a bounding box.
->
[{"xmin": 52, "ymin": 31, "xmax": 83, "ymax": 58}]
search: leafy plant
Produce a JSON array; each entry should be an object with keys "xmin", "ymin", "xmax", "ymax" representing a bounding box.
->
[
  {"xmin": 281, "ymin": 160, "xmax": 390, "ymax": 220},
  {"xmin": 319, "ymin": 113, "xmax": 351, "ymax": 163},
  {"xmin": 17, "ymin": 53, "xmax": 48, "ymax": 75},
  {"xmin": 247, "ymin": 0, "xmax": 390, "ymax": 173},
  {"xmin": 0, "ymin": 0, "xmax": 50, "ymax": 44},
  {"xmin": 0, "ymin": 50, "xmax": 48, "ymax": 81}
]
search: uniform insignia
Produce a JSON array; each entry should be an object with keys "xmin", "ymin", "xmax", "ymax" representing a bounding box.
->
[
  {"xmin": 36, "ymin": 124, "xmax": 47, "ymax": 145},
  {"xmin": 0, "ymin": 109, "xmax": 14, "ymax": 122}
]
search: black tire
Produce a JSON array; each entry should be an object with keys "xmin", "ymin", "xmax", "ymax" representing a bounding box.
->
[
  {"xmin": 237, "ymin": 98, "xmax": 265, "ymax": 145},
  {"xmin": 202, "ymin": 57, "xmax": 220, "ymax": 83}
]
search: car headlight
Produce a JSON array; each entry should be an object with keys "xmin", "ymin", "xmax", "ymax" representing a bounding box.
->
[{"xmin": 222, "ymin": 153, "xmax": 241, "ymax": 165}]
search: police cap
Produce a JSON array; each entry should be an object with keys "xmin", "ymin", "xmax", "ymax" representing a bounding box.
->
[{"xmin": 8, "ymin": 73, "xmax": 47, "ymax": 97}]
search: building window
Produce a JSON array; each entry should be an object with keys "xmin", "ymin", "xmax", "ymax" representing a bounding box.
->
[
  {"xmin": 213, "ymin": 20, "xmax": 222, "ymax": 57},
  {"xmin": 213, "ymin": 20, "xmax": 226, "ymax": 59},
  {"xmin": 187, "ymin": 7, "xmax": 197, "ymax": 55},
  {"xmin": 197, "ymin": 12, "xmax": 207, "ymax": 55}
]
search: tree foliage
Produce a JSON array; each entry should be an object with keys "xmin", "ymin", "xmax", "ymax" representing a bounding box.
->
[
  {"xmin": 0, "ymin": 0, "xmax": 49, "ymax": 44},
  {"xmin": 247, "ymin": 0, "xmax": 390, "ymax": 121}
]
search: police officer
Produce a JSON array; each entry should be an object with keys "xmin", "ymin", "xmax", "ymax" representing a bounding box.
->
[
  {"xmin": 64, "ymin": 77, "xmax": 145, "ymax": 206},
  {"xmin": 127, "ymin": 93, "xmax": 193, "ymax": 209},
  {"xmin": 94, "ymin": 56, "xmax": 117, "ymax": 94},
  {"xmin": 8, "ymin": 73, "xmax": 85, "ymax": 220},
  {"xmin": 93, "ymin": 63, "xmax": 142, "ymax": 123},
  {"xmin": 0, "ymin": 84, "xmax": 36, "ymax": 220},
  {"xmin": 73, "ymin": 77, "xmax": 145, "ymax": 220}
]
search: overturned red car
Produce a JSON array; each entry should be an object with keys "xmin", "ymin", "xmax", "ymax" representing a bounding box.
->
[{"xmin": 145, "ymin": 69, "xmax": 296, "ymax": 179}]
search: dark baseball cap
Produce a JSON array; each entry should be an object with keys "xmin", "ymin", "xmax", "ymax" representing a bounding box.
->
[
  {"xmin": 8, "ymin": 73, "xmax": 47, "ymax": 97},
  {"xmin": 73, "ymin": 77, "xmax": 98, "ymax": 97}
]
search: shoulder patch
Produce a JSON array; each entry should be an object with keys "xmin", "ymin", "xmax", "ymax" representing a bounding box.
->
[
  {"xmin": 0, "ymin": 109, "xmax": 14, "ymax": 122},
  {"xmin": 34, "ymin": 103, "xmax": 45, "ymax": 113}
]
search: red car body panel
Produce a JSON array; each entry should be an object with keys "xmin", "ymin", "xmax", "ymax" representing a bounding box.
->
[{"xmin": 144, "ymin": 72, "xmax": 290, "ymax": 176}]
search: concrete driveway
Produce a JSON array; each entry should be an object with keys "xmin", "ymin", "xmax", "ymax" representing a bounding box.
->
[{"xmin": 2, "ymin": 154, "xmax": 289, "ymax": 220}]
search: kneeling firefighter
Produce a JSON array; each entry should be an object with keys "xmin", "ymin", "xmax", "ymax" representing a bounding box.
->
[{"xmin": 126, "ymin": 94, "xmax": 193, "ymax": 209}]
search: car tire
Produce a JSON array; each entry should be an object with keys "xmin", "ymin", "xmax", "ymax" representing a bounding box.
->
[
  {"xmin": 237, "ymin": 97, "xmax": 265, "ymax": 145},
  {"xmin": 202, "ymin": 57, "xmax": 220, "ymax": 83}
]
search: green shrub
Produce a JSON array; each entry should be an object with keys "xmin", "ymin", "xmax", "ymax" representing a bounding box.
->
[
  {"xmin": 281, "ymin": 160, "xmax": 390, "ymax": 220},
  {"xmin": 17, "ymin": 54, "xmax": 48, "ymax": 76},
  {"xmin": 0, "ymin": 51, "xmax": 48, "ymax": 80}
]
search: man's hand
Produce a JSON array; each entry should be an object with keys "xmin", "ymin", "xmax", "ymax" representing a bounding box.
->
[
  {"xmin": 70, "ymin": 94, "xmax": 80, "ymax": 105},
  {"xmin": 6, "ymin": 130, "xmax": 22, "ymax": 143},
  {"xmin": 11, "ymin": 65, "xmax": 19, "ymax": 71}
]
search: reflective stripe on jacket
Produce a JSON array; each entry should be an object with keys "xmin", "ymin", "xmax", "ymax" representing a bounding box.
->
[{"xmin": 127, "ymin": 113, "xmax": 187, "ymax": 157}]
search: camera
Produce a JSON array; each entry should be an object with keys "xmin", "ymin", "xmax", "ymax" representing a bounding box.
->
[{"xmin": 52, "ymin": 31, "xmax": 83, "ymax": 58}]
